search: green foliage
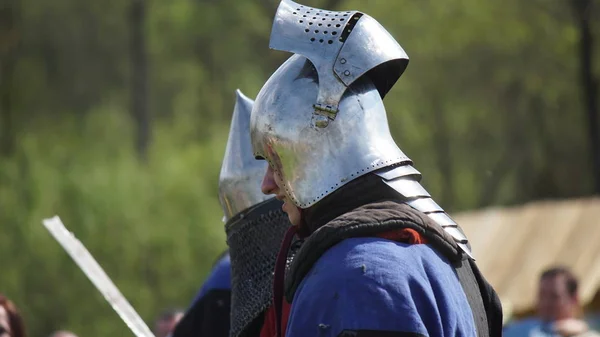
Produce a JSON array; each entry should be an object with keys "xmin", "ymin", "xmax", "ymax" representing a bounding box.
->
[
  {"xmin": 353, "ymin": 0, "xmax": 596, "ymax": 209},
  {"xmin": 0, "ymin": 0, "xmax": 598, "ymax": 335},
  {"xmin": 0, "ymin": 107, "xmax": 229, "ymax": 336}
]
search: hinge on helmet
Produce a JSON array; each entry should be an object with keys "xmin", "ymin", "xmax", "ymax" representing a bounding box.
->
[{"xmin": 312, "ymin": 103, "xmax": 339, "ymax": 128}]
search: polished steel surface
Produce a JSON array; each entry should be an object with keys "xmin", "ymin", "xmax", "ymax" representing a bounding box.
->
[
  {"xmin": 269, "ymin": 0, "xmax": 408, "ymax": 127},
  {"xmin": 218, "ymin": 90, "xmax": 270, "ymax": 221},
  {"xmin": 427, "ymin": 212, "xmax": 459, "ymax": 228},
  {"xmin": 251, "ymin": 0, "xmax": 411, "ymax": 207},
  {"xmin": 251, "ymin": 54, "xmax": 410, "ymax": 209},
  {"xmin": 406, "ymin": 198, "xmax": 444, "ymax": 213},
  {"xmin": 376, "ymin": 165, "xmax": 421, "ymax": 181}
]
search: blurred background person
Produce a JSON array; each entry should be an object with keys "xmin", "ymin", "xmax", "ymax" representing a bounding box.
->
[
  {"xmin": 154, "ymin": 308, "xmax": 184, "ymax": 337},
  {"xmin": 0, "ymin": 294, "xmax": 27, "ymax": 337},
  {"xmin": 504, "ymin": 266, "xmax": 600, "ymax": 337}
]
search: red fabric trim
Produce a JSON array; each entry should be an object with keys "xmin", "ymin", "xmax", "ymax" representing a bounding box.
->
[
  {"xmin": 260, "ymin": 301, "xmax": 291, "ymax": 337},
  {"xmin": 376, "ymin": 228, "xmax": 428, "ymax": 244}
]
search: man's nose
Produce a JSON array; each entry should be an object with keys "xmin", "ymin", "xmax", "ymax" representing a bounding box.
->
[{"xmin": 261, "ymin": 166, "xmax": 277, "ymax": 195}]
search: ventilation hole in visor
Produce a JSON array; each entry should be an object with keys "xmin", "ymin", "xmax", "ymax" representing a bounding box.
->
[{"xmin": 339, "ymin": 12, "xmax": 363, "ymax": 43}]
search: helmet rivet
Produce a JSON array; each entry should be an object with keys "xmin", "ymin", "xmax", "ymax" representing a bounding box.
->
[
  {"xmin": 314, "ymin": 115, "xmax": 329, "ymax": 128},
  {"xmin": 344, "ymin": 70, "xmax": 350, "ymax": 76},
  {"xmin": 340, "ymin": 58, "xmax": 346, "ymax": 64}
]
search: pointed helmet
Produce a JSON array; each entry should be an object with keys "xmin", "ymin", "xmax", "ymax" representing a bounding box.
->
[
  {"xmin": 219, "ymin": 89, "xmax": 271, "ymax": 221},
  {"xmin": 251, "ymin": 0, "xmax": 410, "ymax": 208},
  {"xmin": 220, "ymin": 90, "xmax": 296, "ymax": 336}
]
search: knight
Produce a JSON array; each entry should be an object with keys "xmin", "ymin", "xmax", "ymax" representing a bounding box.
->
[
  {"xmin": 171, "ymin": 90, "xmax": 294, "ymax": 337},
  {"xmin": 250, "ymin": 1, "xmax": 503, "ymax": 336}
]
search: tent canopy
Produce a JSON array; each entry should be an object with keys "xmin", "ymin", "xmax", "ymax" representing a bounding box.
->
[{"xmin": 453, "ymin": 197, "xmax": 600, "ymax": 319}]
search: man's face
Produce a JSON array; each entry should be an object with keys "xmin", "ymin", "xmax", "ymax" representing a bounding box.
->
[
  {"xmin": 537, "ymin": 275, "xmax": 578, "ymax": 322},
  {"xmin": 261, "ymin": 165, "xmax": 302, "ymax": 226},
  {"xmin": 155, "ymin": 314, "xmax": 183, "ymax": 337}
]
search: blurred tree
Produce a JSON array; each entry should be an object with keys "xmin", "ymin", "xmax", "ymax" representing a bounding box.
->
[
  {"xmin": 570, "ymin": 0, "xmax": 599, "ymax": 194},
  {"xmin": 0, "ymin": 0, "xmax": 19, "ymax": 157},
  {"xmin": 0, "ymin": 0, "xmax": 598, "ymax": 335},
  {"xmin": 129, "ymin": 0, "xmax": 150, "ymax": 161}
]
